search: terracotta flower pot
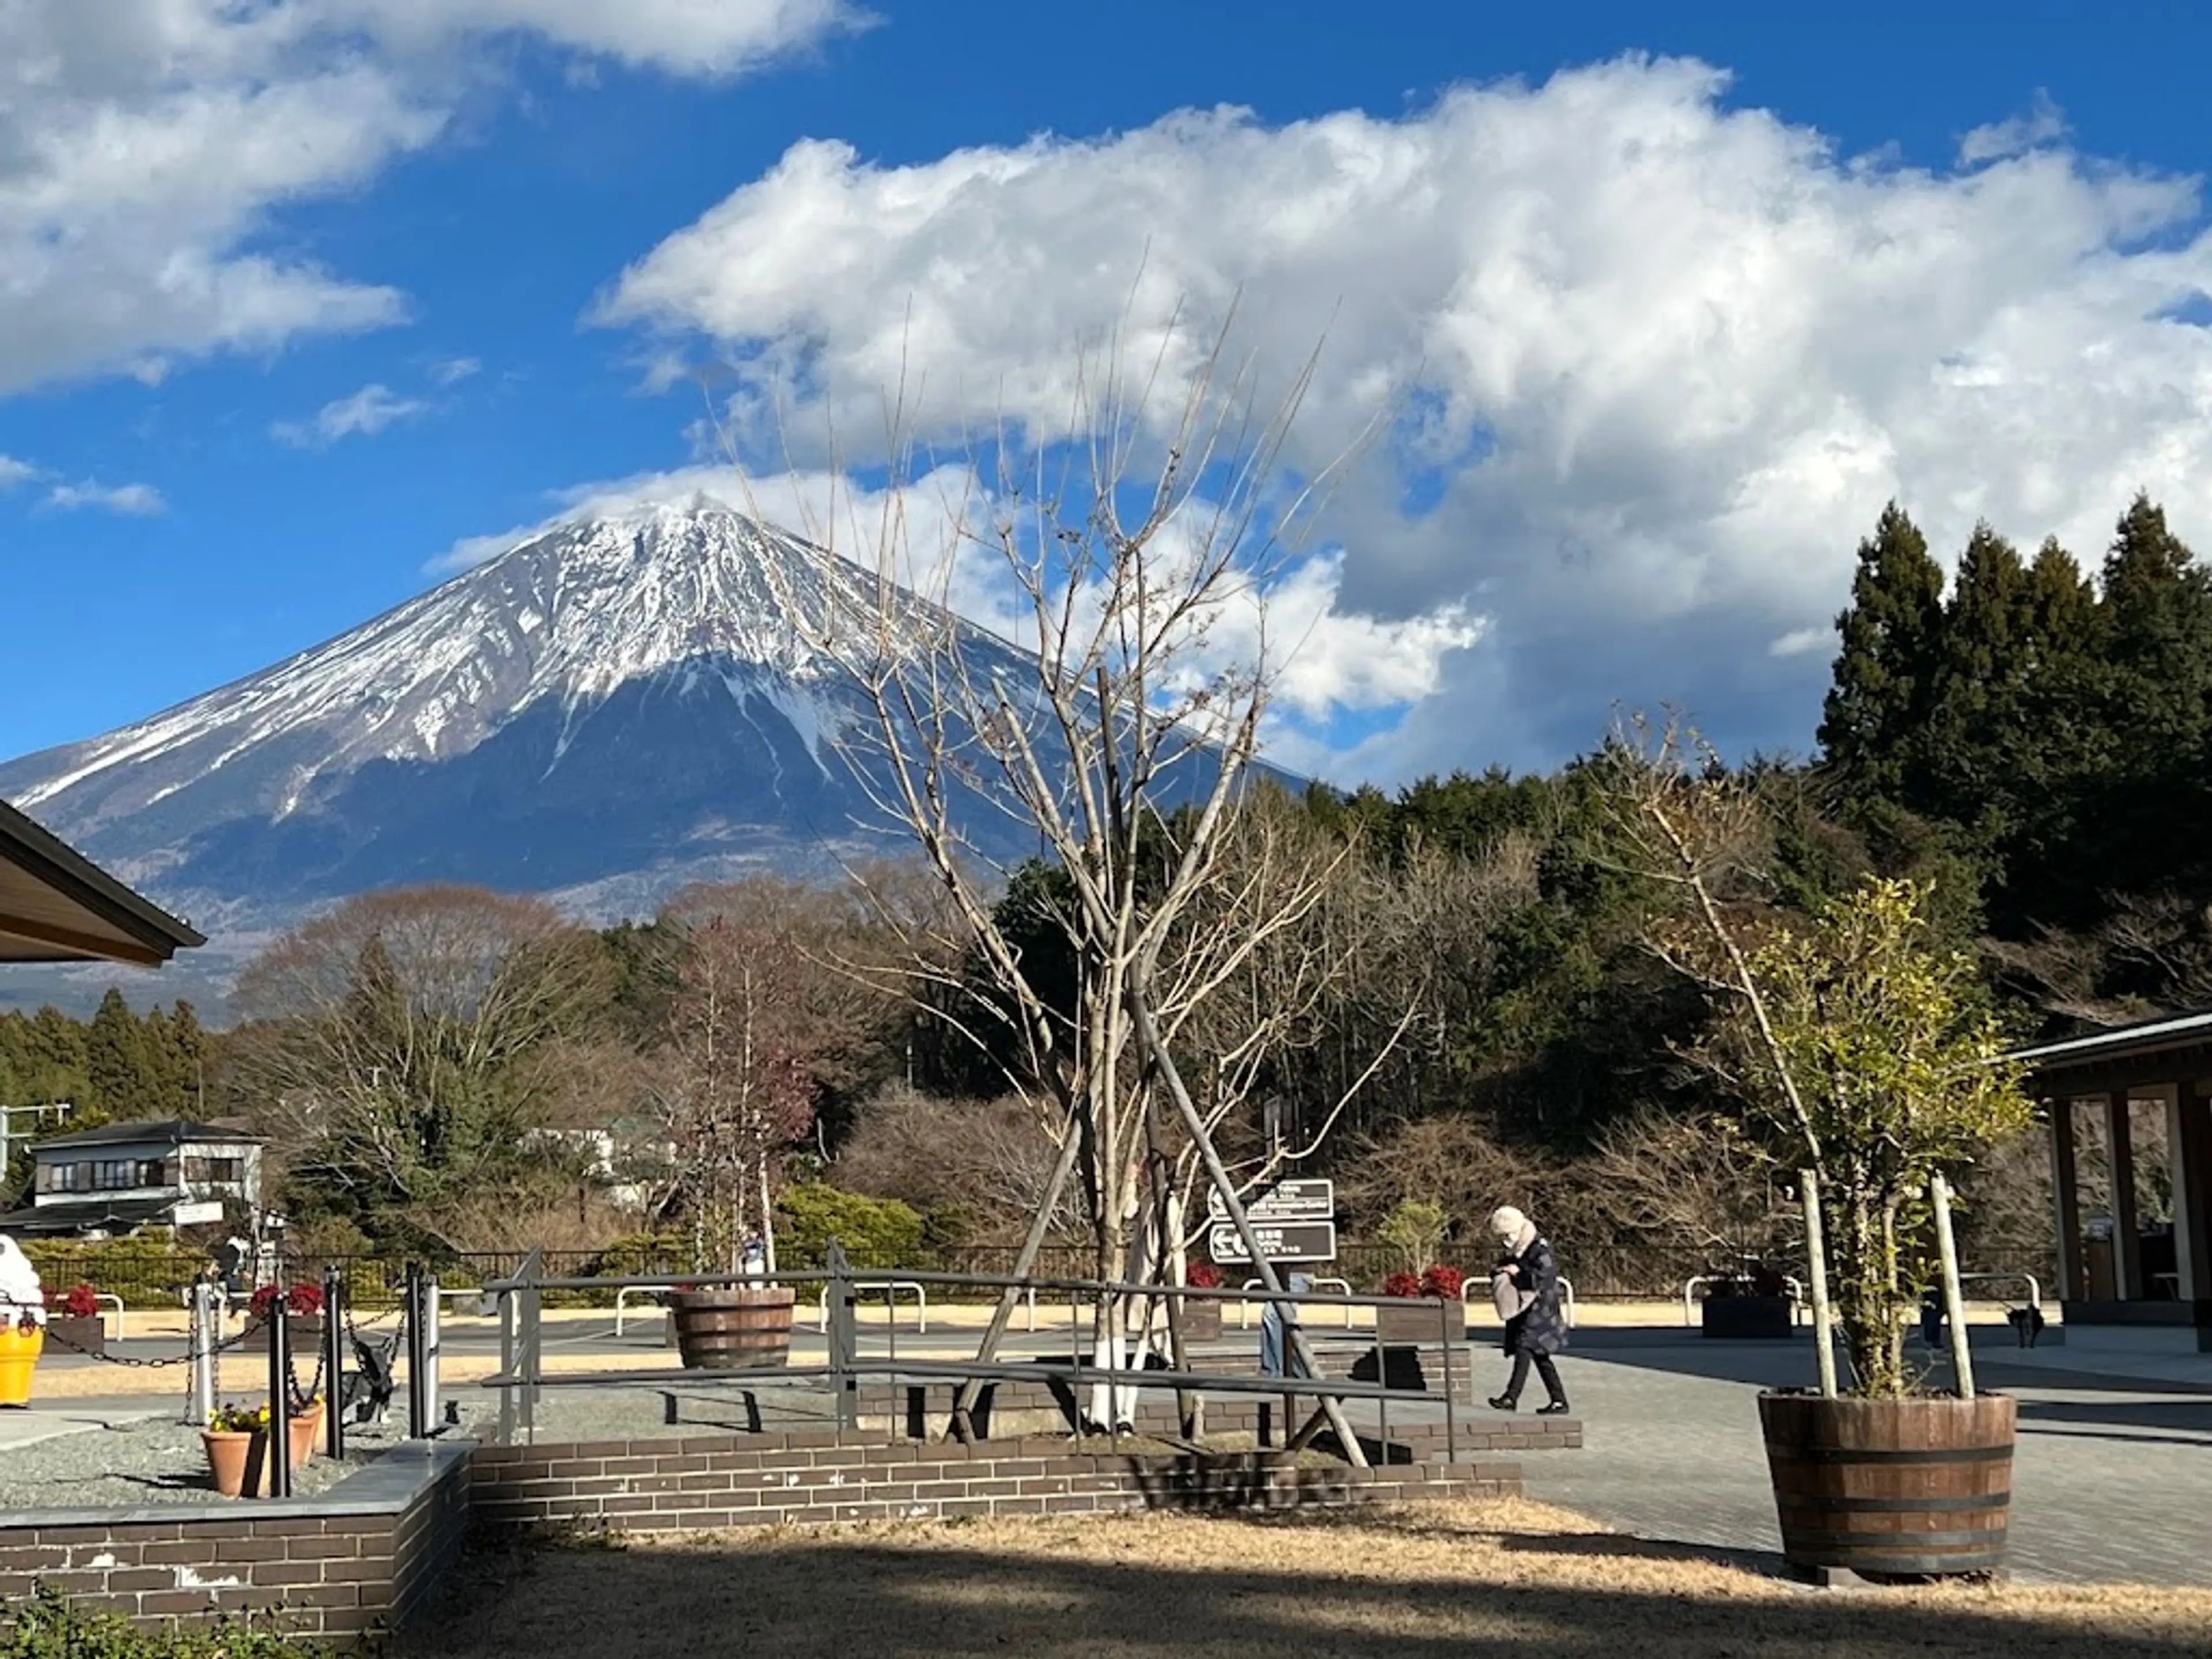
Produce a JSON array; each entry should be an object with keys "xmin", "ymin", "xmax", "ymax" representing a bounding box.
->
[
  {"xmin": 203, "ymin": 1429, "xmax": 272, "ymax": 1498},
  {"xmin": 0, "ymin": 1325, "xmax": 43, "ymax": 1407},
  {"xmin": 289, "ymin": 1401, "xmax": 324, "ymax": 1469}
]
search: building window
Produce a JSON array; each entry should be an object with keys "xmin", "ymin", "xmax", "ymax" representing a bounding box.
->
[{"xmin": 186, "ymin": 1155, "xmax": 245, "ymax": 1187}]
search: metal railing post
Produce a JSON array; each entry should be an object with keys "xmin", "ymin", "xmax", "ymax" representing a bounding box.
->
[
  {"xmin": 423, "ymin": 1272, "xmax": 441, "ymax": 1431},
  {"xmin": 497, "ymin": 1272, "xmax": 516, "ymax": 1448},
  {"xmin": 1440, "ymin": 1290, "xmax": 1456, "ymax": 1467},
  {"xmin": 520, "ymin": 1248, "xmax": 543, "ymax": 1445},
  {"xmin": 826, "ymin": 1240, "xmax": 857, "ymax": 1432},
  {"xmin": 323, "ymin": 1266, "xmax": 344, "ymax": 1460},
  {"xmin": 188, "ymin": 1280, "xmax": 215, "ymax": 1427}
]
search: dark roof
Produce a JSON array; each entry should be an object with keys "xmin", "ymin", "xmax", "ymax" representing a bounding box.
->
[
  {"xmin": 0, "ymin": 796, "xmax": 205, "ymax": 965},
  {"xmin": 0, "ymin": 1195, "xmax": 185, "ymax": 1236},
  {"xmin": 2008, "ymin": 1009, "xmax": 2212, "ymax": 1075},
  {"xmin": 34, "ymin": 1118, "xmax": 262, "ymax": 1153}
]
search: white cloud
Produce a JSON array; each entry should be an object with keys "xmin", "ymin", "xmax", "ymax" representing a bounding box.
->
[
  {"xmin": 1768, "ymin": 627, "xmax": 1831, "ymax": 659},
  {"xmin": 0, "ymin": 1, "xmax": 856, "ymax": 396},
  {"xmin": 427, "ymin": 458, "xmax": 1482, "ymax": 774},
  {"xmin": 332, "ymin": 1, "xmax": 868, "ymax": 77},
  {"xmin": 1960, "ymin": 92, "xmax": 2069, "ymax": 166},
  {"xmin": 46, "ymin": 480, "xmax": 166, "ymax": 516},
  {"xmin": 273, "ymin": 383, "xmax": 430, "ymax": 448},
  {"xmin": 597, "ymin": 56, "xmax": 2212, "ymax": 773},
  {"xmin": 430, "ymin": 356, "xmax": 483, "ymax": 387},
  {"xmin": 0, "ymin": 456, "xmax": 39, "ymax": 491}
]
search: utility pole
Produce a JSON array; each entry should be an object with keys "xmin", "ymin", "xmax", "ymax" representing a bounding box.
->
[{"xmin": 0, "ymin": 1102, "xmax": 73, "ymax": 1199}]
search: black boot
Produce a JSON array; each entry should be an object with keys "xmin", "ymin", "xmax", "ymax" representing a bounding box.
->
[
  {"xmin": 1536, "ymin": 1400, "xmax": 1571, "ymax": 1416},
  {"xmin": 1487, "ymin": 1394, "xmax": 1517, "ymax": 1412}
]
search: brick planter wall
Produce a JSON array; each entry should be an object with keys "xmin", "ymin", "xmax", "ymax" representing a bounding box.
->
[
  {"xmin": 469, "ymin": 1430, "xmax": 1521, "ymax": 1533},
  {"xmin": 0, "ymin": 1440, "xmax": 471, "ymax": 1647}
]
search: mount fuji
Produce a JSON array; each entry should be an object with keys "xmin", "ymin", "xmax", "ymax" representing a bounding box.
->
[{"xmin": 0, "ymin": 504, "xmax": 1052, "ymax": 1002}]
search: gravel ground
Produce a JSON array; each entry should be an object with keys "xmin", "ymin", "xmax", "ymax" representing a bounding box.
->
[{"xmin": 0, "ymin": 1410, "xmax": 418, "ymax": 1512}]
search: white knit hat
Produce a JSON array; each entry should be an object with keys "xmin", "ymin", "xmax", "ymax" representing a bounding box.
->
[{"xmin": 1488, "ymin": 1206, "xmax": 1528, "ymax": 1241}]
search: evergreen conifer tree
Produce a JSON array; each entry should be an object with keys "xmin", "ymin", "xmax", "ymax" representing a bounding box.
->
[{"xmin": 1818, "ymin": 502, "xmax": 1946, "ymax": 798}]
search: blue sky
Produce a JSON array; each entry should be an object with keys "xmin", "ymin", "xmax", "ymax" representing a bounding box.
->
[{"xmin": 5, "ymin": 0, "xmax": 2211, "ymax": 782}]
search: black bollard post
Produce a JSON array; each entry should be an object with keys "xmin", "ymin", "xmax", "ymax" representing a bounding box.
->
[
  {"xmin": 266, "ymin": 1292, "xmax": 292, "ymax": 1499},
  {"xmin": 323, "ymin": 1266, "xmax": 345, "ymax": 1460},
  {"xmin": 405, "ymin": 1262, "xmax": 427, "ymax": 1441}
]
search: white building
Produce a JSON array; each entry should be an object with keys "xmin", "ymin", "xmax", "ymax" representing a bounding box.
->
[{"xmin": 0, "ymin": 1119, "xmax": 263, "ymax": 1239}]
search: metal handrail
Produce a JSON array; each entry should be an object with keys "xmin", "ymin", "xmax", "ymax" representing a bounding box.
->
[
  {"xmin": 1237, "ymin": 1276, "xmax": 1353, "ymax": 1328},
  {"xmin": 479, "ymin": 1353, "xmax": 1457, "ymax": 1410},
  {"xmin": 612, "ymin": 1285, "xmax": 665, "ymax": 1338},
  {"xmin": 479, "ymin": 1263, "xmax": 1482, "ymax": 1310},
  {"xmin": 817, "ymin": 1279, "xmax": 928, "ymax": 1334}
]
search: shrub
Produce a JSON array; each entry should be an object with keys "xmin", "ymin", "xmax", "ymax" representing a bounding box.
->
[
  {"xmin": 1377, "ymin": 1199, "xmax": 1449, "ymax": 1278},
  {"xmin": 2, "ymin": 1584, "xmax": 321, "ymax": 1656},
  {"xmin": 1380, "ymin": 1271, "xmax": 1422, "ymax": 1298},
  {"xmin": 586, "ymin": 1232, "xmax": 686, "ymax": 1279},
  {"xmin": 21, "ymin": 1239, "xmax": 202, "ymax": 1308},
  {"xmin": 1419, "ymin": 1265, "xmax": 1465, "ymax": 1300},
  {"xmin": 1185, "ymin": 1262, "xmax": 1223, "ymax": 1289},
  {"xmin": 775, "ymin": 1184, "xmax": 927, "ymax": 1271}
]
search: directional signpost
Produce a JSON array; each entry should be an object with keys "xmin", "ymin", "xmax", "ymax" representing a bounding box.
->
[{"xmin": 1206, "ymin": 1179, "xmax": 1337, "ymax": 1264}]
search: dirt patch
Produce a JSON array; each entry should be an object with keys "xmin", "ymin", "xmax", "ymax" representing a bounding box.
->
[{"xmin": 410, "ymin": 1497, "xmax": 2212, "ymax": 1658}]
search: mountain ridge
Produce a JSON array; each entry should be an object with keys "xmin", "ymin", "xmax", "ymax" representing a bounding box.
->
[{"xmin": 0, "ymin": 505, "xmax": 1013, "ymax": 948}]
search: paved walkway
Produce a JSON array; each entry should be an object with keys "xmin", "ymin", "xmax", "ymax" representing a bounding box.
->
[{"xmin": 1518, "ymin": 1330, "xmax": 2212, "ymax": 1588}]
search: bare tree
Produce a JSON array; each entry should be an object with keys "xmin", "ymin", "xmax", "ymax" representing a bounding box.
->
[
  {"xmin": 229, "ymin": 885, "xmax": 614, "ymax": 1249},
  {"xmin": 652, "ymin": 900, "xmax": 822, "ymax": 1274},
  {"xmin": 737, "ymin": 306, "xmax": 1375, "ymax": 1453}
]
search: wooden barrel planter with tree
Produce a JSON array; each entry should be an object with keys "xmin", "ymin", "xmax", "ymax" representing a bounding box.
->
[
  {"xmin": 1619, "ymin": 749, "xmax": 2037, "ymax": 1584},
  {"xmin": 670, "ymin": 1285, "xmax": 795, "ymax": 1370},
  {"xmin": 1759, "ymin": 1391, "xmax": 2016, "ymax": 1576}
]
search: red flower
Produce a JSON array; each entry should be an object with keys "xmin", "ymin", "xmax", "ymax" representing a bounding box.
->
[
  {"xmin": 1381, "ymin": 1271, "xmax": 1422, "ymax": 1299},
  {"xmin": 49, "ymin": 1283, "xmax": 99, "ymax": 1319},
  {"xmin": 1419, "ymin": 1266, "xmax": 1465, "ymax": 1301},
  {"xmin": 1185, "ymin": 1263, "xmax": 1222, "ymax": 1290},
  {"xmin": 248, "ymin": 1282, "xmax": 324, "ymax": 1318}
]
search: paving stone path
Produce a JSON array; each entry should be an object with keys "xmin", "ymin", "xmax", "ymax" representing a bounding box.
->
[{"xmin": 1516, "ymin": 1330, "xmax": 2212, "ymax": 1587}]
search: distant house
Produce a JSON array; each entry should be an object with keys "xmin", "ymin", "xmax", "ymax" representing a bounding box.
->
[{"xmin": 0, "ymin": 1119, "xmax": 263, "ymax": 1239}]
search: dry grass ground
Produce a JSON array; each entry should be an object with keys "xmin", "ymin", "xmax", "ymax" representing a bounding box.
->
[{"xmin": 411, "ymin": 1498, "xmax": 2212, "ymax": 1658}]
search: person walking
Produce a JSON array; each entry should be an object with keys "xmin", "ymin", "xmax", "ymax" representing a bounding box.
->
[{"xmin": 1485, "ymin": 1205, "xmax": 1570, "ymax": 1415}]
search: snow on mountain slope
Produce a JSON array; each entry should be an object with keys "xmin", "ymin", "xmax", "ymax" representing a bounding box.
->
[
  {"xmin": 13, "ymin": 505, "xmax": 864, "ymax": 821},
  {"xmin": 0, "ymin": 503, "xmax": 1026, "ymax": 937}
]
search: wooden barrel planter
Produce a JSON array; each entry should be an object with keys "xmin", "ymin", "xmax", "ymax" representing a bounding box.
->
[
  {"xmin": 669, "ymin": 1286, "xmax": 795, "ymax": 1371},
  {"xmin": 1703, "ymin": 1294, "xmax": 1794, "ymax": 1339},
  {"xmin": 1759, "ymin": 1391, "xmax": 2016, "ymax": 1578}
]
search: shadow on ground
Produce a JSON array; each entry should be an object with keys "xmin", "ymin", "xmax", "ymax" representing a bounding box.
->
[
  {"xmin": 406, "ymin": 1508, "xmax": 2211, "ymax": 1659},
  {"xmin": 2014, "ymin": 1394, "xmax": 2212, "ymax": 1440}
]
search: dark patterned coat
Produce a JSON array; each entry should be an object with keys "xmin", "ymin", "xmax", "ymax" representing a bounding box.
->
[{"xmin": 1500, "ymin": 1233, "xmax": 1568, "ymax": 1357}]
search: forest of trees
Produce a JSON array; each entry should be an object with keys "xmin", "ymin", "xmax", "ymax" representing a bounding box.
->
[{"xmin": 3, "ymin": 492, "xmax": 2202, "ymax": 1283}]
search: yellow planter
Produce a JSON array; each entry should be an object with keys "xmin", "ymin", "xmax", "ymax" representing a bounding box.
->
[{"xmin": 0, "ymin": 1325, "xmax": 43, "ymax": 1407}]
